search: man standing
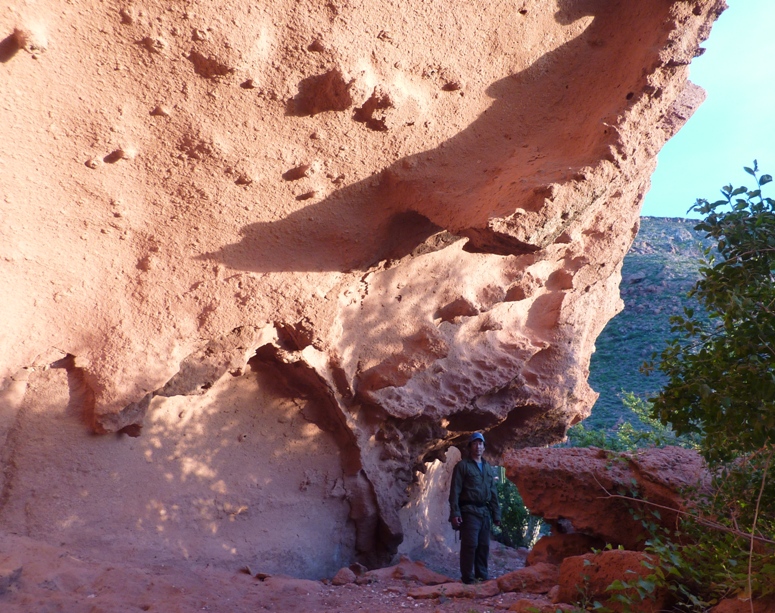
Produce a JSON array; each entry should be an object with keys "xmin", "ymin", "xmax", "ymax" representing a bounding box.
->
[{"xmin": 448, "ymin": 432, "xmax": 501, "ymax": 584}]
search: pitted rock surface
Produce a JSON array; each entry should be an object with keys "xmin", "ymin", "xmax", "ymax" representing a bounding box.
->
[
  {"xmin": 504, "ymin": 446, "xmax": 709, "ymax": 550},
  {"xmin": 1, "ymin": 0, "xmax": 724, "ymax": 582}
]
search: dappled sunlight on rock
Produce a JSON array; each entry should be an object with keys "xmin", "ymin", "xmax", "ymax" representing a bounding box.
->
[
  {"xmin": 0, "ymin": 364, "xmax": 353, "ymax": 578},
  {"xmin": 0, "ymin": 0, "xmax": 726, "ymax": 607}
]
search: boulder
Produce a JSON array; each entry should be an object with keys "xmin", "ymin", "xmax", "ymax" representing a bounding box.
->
[
  {"xmin": 557, "ymin": 550, "xmax": 666, "ymax": 613},
  {"xmin": 497, "ymin": 562, "xmax": 559, "ymax": 594},
  {"xmin": 363, "ymin": 556, "xmax": 452, "ymax": 585},
  {"xmin": 504, "ymin": 446, "xmax": 708, "ymax": 549},
  {"xmin": 348, "ymin": 562, "xmax": 368, "ymax": 577},
  {"xmin": 331, "ymin": 567, "xmax": 356, "ymax": 586},
  {"xmin": 527, "ymin": 534, "xmax": 605, "ymax": 566},
  {"xmin": 261, "ymin": 576, "xmax": 324, "ymax": 595},
  {"xmin": 509, "ymin": 597, "xmax": 575, "ymax": 612},
  {"xmin": 547, "ymin": 585, "xmax": 561, "ymax": 603}
]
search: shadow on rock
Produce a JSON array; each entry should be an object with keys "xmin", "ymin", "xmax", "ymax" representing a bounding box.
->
[{"xmin": 203, "ymin": 0, "xmax": 679, "ymax": 274}]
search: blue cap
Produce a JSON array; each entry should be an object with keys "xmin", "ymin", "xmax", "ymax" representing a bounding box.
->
[{"xmin": 469, "ymin": 432, "xmax": 485, "ymax": 444}]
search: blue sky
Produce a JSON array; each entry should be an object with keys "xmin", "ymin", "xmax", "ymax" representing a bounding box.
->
[{"xmin": 641, "ymin": 0, "xmax": 775, "ymax": 218}]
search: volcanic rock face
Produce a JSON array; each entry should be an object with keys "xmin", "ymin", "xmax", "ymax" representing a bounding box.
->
[{"xmin": 1, "ymin": 0, "xmax": 723, "ymax": 575}]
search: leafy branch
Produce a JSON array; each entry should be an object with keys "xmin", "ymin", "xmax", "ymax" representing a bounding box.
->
[{"xmin": 590, "ymin": 472, "xmax": 775, "ymax": 546}]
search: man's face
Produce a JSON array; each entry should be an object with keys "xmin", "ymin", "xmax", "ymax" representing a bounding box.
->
[{"xmin": 470, "ymin": 440, "xmax": 484, "ymax": 456}]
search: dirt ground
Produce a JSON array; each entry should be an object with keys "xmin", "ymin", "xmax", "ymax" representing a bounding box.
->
[{"xmin": 0, "ymin": 532, "xmax": 536, "ymax": 612}]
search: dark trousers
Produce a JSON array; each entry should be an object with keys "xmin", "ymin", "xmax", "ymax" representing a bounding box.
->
[{"xmin": 459, "ymin": 511, "xmax": 490, "ymax": 583}]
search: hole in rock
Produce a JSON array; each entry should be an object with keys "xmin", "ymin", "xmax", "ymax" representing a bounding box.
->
[
  {"xmin": 186, "ymin": 50, "xmax": 234, "ymax": 79},
  {"xmin": 461, "ymin": 228, "xmax": 539, "ymax": 256},
  {"xmin": 545, "ymin": 269, "xmax": 574, "ymax": 291},
  {"xmin": 484, "ymin": 404, "xmax": 561, "ymax": 454},
  {"xmin": 50, "ymin": 354, "xmax": 96, "ymax": 430},
  {"xmin": 446, "ymin": 410, "xmax": 501, "ymax": 434},
  {"xmin": 275, "ymin": 319, "xmax": 316, "ymax": 351},
  {"xmin": 370, "ymin": 211, "xmax": 444, "ymax": 266},
  {"xmin": 282, "ymin": 165, "xmax": 311, "ymax": 181},
  {"xmin": 353, "ymin": 88, "xmax": 392, "ymax": 131},
  {"xmin": 504, "ymin": 285, "xmax": 527, "ymax": 302},
  {"xmin": 288, "ymin": 69, "xmax": 353, "ymax": 116},
  {"xmin": 307, "ymin": 39, "xmax": 326, "ymax": 53},
  {"xmin": 0, "ymin": 33, "xmax": 20, "ymax": 62},
  {"xmin": 103, "ymin": 150, "xmax": 124, "ymax": 164},
  {"xmin": 433, "ymin": 298, "xmax": 479, "ymax": 323},
  {"xmin": 117, "ymin": 423, "xmax": 142, "ymax": 437}
]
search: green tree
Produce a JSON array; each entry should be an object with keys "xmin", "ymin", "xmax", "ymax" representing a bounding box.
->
[
  {"xmin": 622, "ymin": 164, "xmax": 775, "ymax": 609},
  {"xmin": 492, "ymin": 467, "xmax": 544, "ymax": 549},
  {"xmin": 567, "ymin": 392, "xmax": 698, "ymax": 451},
  {"xmin": 648, "ymin": 162, "xmax": 775, "ymax": 463}
]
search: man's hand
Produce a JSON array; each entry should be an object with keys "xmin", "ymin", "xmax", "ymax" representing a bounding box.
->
[{"xmin": 451, "ymin": 516, "xmax": 463, "ymax": 528}]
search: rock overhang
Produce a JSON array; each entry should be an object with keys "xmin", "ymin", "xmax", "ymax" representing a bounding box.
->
[{"xmin": 0, "ymin": 0, "xmax": 726, "ymax": 571}]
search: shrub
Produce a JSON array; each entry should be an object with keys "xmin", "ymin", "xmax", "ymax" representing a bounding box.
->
[
  {"xmin": 609, "ymin": 164, "xmax": 775, "ymax": 610},
  {"xmin": 566, "ymin": 392, "xmax": 698, "ymax": 452},
  {"xmin": 648, "ymin": 162, "xmax": 775, "ymax": 463},
  {"xmin": 492, "ymin": 466, "xmax": 544, "ymax": 549}
]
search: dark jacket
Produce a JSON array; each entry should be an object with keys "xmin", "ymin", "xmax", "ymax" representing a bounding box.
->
[{"xmin": 449, "ymin": 457, "xmax": 501, "ymax": 522}]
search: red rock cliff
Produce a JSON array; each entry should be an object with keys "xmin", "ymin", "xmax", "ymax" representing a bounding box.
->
[{"xmin": 0, "ymin": 0, "xmax": 723, "ymax": 576}]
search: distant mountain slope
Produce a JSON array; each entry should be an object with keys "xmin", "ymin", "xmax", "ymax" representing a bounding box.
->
[{"xmin": 587, "ymin": 217, "xmax": 714, "ymax": 428}]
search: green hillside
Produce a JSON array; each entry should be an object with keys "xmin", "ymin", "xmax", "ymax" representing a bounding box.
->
[{"xmin": 586, "ymin": 217, "xmax": 713, "ymax": 428}]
